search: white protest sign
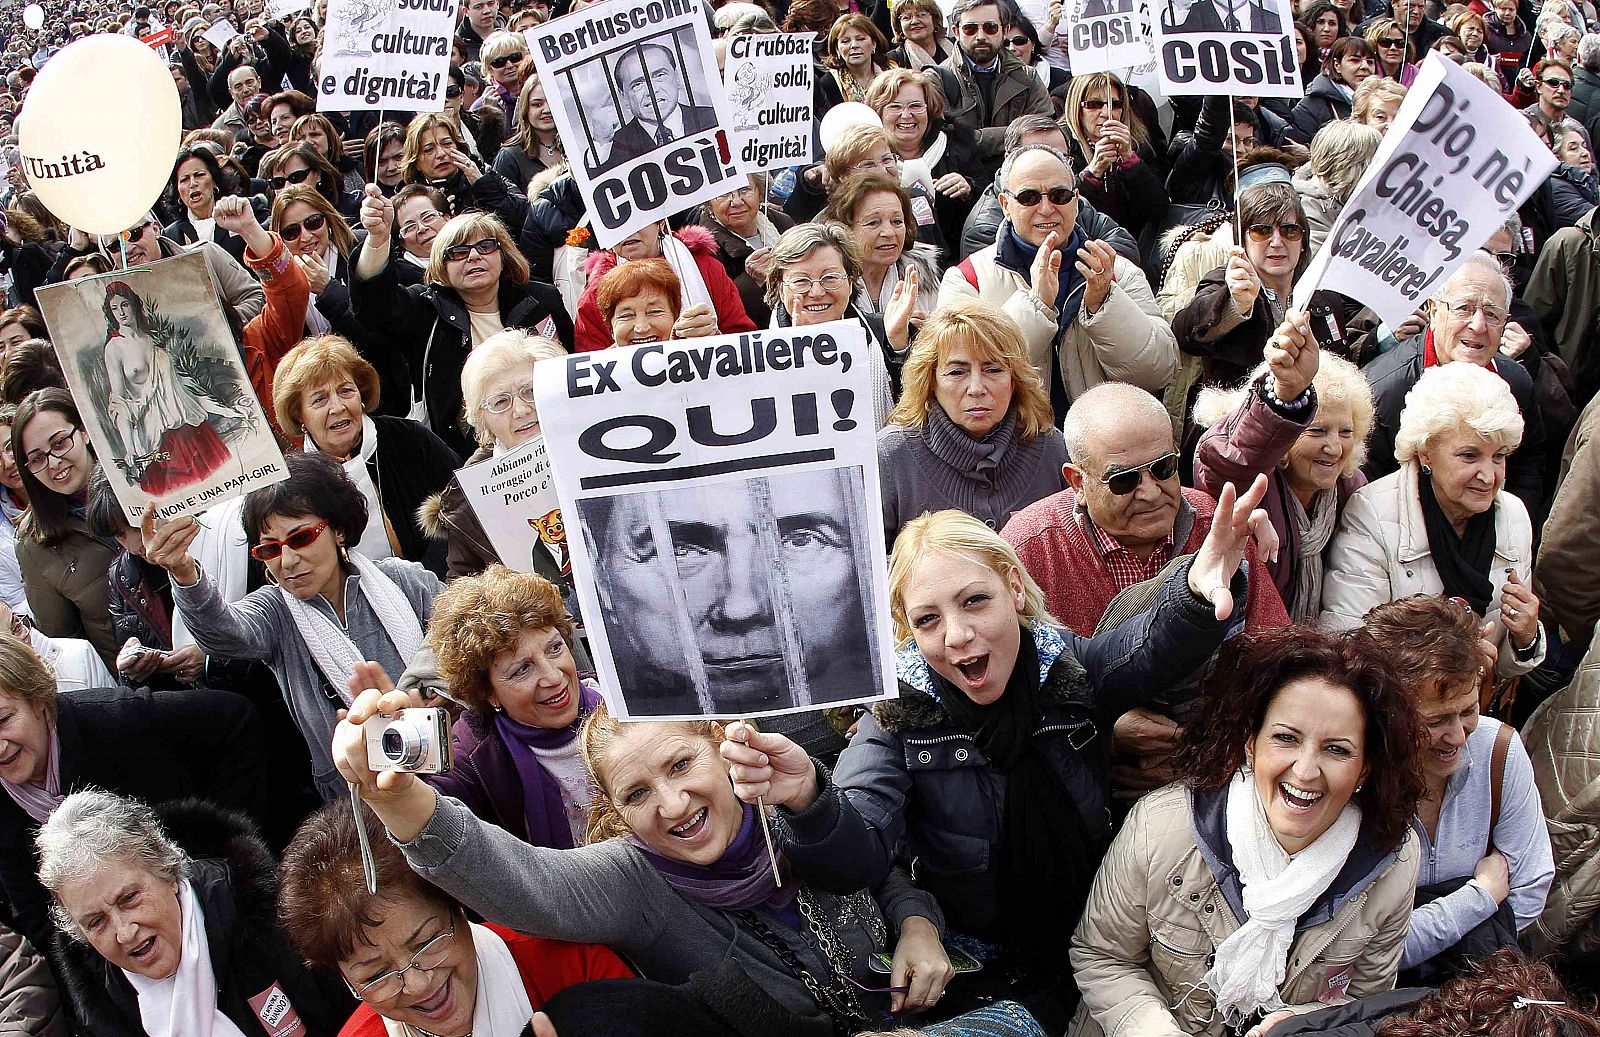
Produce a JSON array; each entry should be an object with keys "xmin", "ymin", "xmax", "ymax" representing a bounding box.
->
[
  {"xmin": 453, "ymin": 436, "xmax": 568, "ymax": 576},
  {"xmin": 201, "ymin": 19, "xmax": 239, "ymax": 49},
  {"xmin": 723, "ymin": 33, "xmax": 812, "ymax": 175},
  {"xmin": 1293, "ymin": 54, "xmax": 1557, "ymax": 327},
  {"xmin": 317, "ymin": 0, "xmax": 457, "ymax": 113},
  {"xmin": 268, "ymin": 0, "xmax": 315, "ymax": 19},
  {"xmin": 529, "ymin": 0, "xmax": 740, "ymax": 248},
  {"xmin": 1067, "ymin": 0, "xmax": 1154, "ymax": 75},
  {"xmin": 1152, "ymin": 0, "xmax": 1299, "ymax": 98},
  {"xmin": 534, "ymin": 327, "xmax": 896, "ymax": 722}
]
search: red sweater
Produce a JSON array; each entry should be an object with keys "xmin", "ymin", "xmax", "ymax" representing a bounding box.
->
[
  {"xmin": 240, "ymin": 233, "xmax": 310, "ymax": 438},
  {"xmin": 1001, "ymin": 486, "xmax": 1290, "ymax": 637},
  {"xmin": 573, "ymin": 224, "xmax": 756, "ymax": 351},
  {"xmin": 336, "ymin": 925, "xmax": 633, "ymax": 1037}
]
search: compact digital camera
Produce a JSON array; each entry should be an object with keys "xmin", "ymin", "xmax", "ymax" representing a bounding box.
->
[{"xmin": 365, "ymin": 708, "xmax": 453, "ymax": 774}]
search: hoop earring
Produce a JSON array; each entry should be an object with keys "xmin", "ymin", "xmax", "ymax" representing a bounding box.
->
[{"xmin": 262, "ymin": 566, "xmax": 279, "ymax": 587}]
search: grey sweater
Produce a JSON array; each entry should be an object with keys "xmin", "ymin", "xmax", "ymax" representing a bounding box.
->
[
  {"xmin": 173, "ymin": 558, "xmax": 441, "ymax": 802},
  {"xmin": 877, "ymin": 407, "xmax": 1068, "ymax": 546},
  {"xmin": 400, "ymin": 786, "xmax": 942, "ymax": 1027}
]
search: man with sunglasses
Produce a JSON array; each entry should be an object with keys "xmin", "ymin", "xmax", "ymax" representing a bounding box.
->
[
  {"xmin": 1523, "ymin": 57, "xmax": 1580, "ymax": 132},
  {"xmin": 939, "ymin": 143, "xmax": 1177, "ymax": 417},
  {"xmin": 938, "ymin": 0, "xmax": 1052, "ymax": 164}
]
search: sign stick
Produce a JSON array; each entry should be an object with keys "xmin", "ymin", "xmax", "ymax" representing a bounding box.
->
[
  {"xmin": 740, "ymin": 717, "xmax": 783, "ymax": 885},
  {"xmin": 1230, "ymin": 95, "xmax": 1242, "ymax": 241}
]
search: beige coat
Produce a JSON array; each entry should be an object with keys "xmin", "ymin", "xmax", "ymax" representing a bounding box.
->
[
  {"xmin": 938, "ymin": 246, "xmax": 1178, "ymax": 403},
  {"xmin": 1069, "ymin": 784, "xmax": 1420, "ymax": 1037}
]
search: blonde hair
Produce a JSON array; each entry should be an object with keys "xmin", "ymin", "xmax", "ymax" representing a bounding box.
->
[
  {"xmin": 460, "ymin": 329, "xmax": 565, "ymax": 448},
  {"xmin": 1351, "ymin": 77, "xmax": 1406, "ymax": 125},
  {"xmin": 427, "ymin": 565, "xmax": 575, "ymax": 714},
  {"xmin": 824, "ymin": 123, "xmax": 894, "ymax": 181},
  {"xmin": 1395, "ymin": 361, "xmax": 1524, "ymax": 463},
  {"xmin": 1191, "ymin": 351, "xmax": 1376, "ymax": 476},
  {"xmin": 887, "ymin": 510, "xmax": 1054, "ymax": 646},
  {"xmin": 863, "ymin": 67, "xmax": 944, "ymax": 124},
  {"xmin": 888, "ymin": 299, "xmax": 1053, "ymax": 441},
  {"xmin": 577, "ymin": 701, "xmax": 724, "ymax": 845},
  {"xmin": 1064, "ymin": 72, "xmax": 1151, "ymax": 156},
  {"xmin": 481, "ymin": 29, "xmax": 527, "ymax": 67},
  {"xmin": 426, "ymin": 212, "xmax": 530, "ymax": 287},
  {"xmin": 0, "ymin": 632, "xmax": 56, "ymax": 724},
  {"xmin": 272, "ymin": 335, "xmax": 380, "ymax": 435}
]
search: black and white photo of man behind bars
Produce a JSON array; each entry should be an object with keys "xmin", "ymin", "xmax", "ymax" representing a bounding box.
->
[
  {"xmin": 1162, "ymin": 0, "xmax": 1281, "ymax": 32},
  {"xmin": 577, "ymin": 468, "xmax": 881, "ymax": 718},
  {"xmin": 568, "ymin": 28, "xmax": 720, "ymax": 176}
]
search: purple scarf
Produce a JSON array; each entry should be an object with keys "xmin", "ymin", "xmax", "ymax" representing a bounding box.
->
[
  {"xmin": 629, "ymin": 802, "xmax": 797, "ymax": 914},
  {"xmin": 491, "ymin": 682, "xmax": 602, "ymax": 850}
]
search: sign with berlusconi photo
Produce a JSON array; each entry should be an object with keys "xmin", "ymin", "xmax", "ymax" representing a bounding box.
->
[{"xmin": 1152, "ymin": 0, "xmax": 1301, "ymax": 98}]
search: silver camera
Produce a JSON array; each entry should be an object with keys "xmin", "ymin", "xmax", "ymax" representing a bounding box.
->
[{"xmin": 365, "ymin": 708, "xmax": 453, "ymax": 774}]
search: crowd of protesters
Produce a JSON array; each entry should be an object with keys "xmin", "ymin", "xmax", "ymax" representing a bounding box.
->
[{"xmin": 0, "ymin": 0, "xmax": 1595, "ymax": 1034}]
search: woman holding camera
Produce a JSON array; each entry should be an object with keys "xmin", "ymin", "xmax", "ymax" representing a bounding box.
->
[{"xmin": 147, "ymin": 451, "xmax": 441, "ymax": 804}]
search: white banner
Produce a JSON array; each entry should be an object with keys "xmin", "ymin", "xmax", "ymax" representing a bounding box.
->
[
  {"xmin": 35, "ymin": 252, "xmax": 287, "ymax": 523},
  {"xmin": 267, "ymin": 0, "xmax": 315, "ymax": 19},
  {"xmin": 317, "ymin": 0, "xmax": 456, "ymax": 113},
  {"xmin": 723, "ymin": 33, "xmax": 813, "ymax": 175},
  {"xmin": 1067, "ymin": 0, "xmax": 1155, "ymax": 76},
  {"xmin": 528, "ymin": 0, "xmax": 740, "ymax": 248},
  {"xmin": 454, "ymin": 436, "xmax": 567, "ymax": 576},
  {"xmin": 1152, "ymin": 0, "xmax": 1300, "ymax": 98},
  {"xmin": 1293, "ymin": 54, "xmax": 1557, "ymax": 327},
  {"xmin": 534, "ymin": 326, "xmax": 896, "ymax": 722}
]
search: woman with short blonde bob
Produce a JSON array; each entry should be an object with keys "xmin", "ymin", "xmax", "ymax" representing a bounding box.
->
[
  {"xmin": 877, "ymin": 299, "xmax": 1066, "ymax": 543},
  {"xmin": 423, "ymin": 330, "xmax": 569, "ymax": 580},
  {"xmin": 1351, "ymin": 76, "xmax": 1407, "ymax": 134},
  {"xmin": 1061, "ymin": 71, "xmax": 1167, "ymax": 240}
]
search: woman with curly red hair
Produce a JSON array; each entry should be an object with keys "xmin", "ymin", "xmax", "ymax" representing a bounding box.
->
[{"xmin": 1070, "ymin": 626, "xmax": 1426, "ymax": 1037}]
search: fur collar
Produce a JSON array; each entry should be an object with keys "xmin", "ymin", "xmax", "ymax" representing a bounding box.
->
[{"xmin": 875, "ymin": 622, "xmax": 1089, "ymax": 732}]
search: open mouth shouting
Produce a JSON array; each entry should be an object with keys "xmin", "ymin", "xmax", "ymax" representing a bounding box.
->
[{"xmin": 1277, "ymin": 781, "xmax": 1324, "ymax": 814}]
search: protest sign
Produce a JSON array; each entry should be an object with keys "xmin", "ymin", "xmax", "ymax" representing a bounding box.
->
[
  {"xmin": 201, "ymin": 19, "xmax": 239, "ymax": 49},
  {"xmin": 722, "ymin": 32, "xmax": 812, "ymax": 175},
  {"xmin": 268, "ymin": 0, "xmax": 315, "ymax": 18},
  {"xmin": 1066, "ymin": 0, "xmax": 1154, "ymax": 75},
  {"xmin": 454, "ymin": 435, "xmax": 570, "ymax": 578},
  {"xmin": 35, "ymin": 251, "xmax": 287, "ymax": 523},
  {"xmin": 1152, "ymin": 0, "xmax": 1299, "ymax": 98},
  {"xmin": 139, "ymin": 25, "xmax": 175, "ymax": 46},
  {"xmin": 535, "ymin": 325, "xmax": 896, "ymax": 722},
  {"xmin": 528, "ymin": 0, "xmax": 740, "ymax": 248},
  {"xmin": 1292, "ymin": 54, "xmax": 1557, "ymax": 327},
  {"xmin": 317, "ymin": 0, "xmax": 456, "ymax": 113}
]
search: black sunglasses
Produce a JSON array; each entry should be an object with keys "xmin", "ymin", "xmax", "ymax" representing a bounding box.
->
[
  {"xmin": 1377, "ymin": 37, "xmax": 1405, "ymax": 47},
  {"xmin": 270, "ymin": 167, "xmax": 316, "ymax": 190},
  {"xmin": 278, "ymin": 211, "xmax": 327, "ymax": 241},
  {"xmin": 445, "ymin": 83, "xmax": 463, "ymax": 98},
  {"xmin": 1542, "ymin": 77, "xmax": 1573, "ymax": 89},
  {"xmin": 1010, "ymin": 186, "xmax": 1076, "ymax": 207},
  {"xmin": 1082, "ymin": 97, "xmax": 1124, "ymax": 110},
  {"xmin": 488, "ymin": 51, "xmax": 525, "ymax": 69},
  {"xmin": 1097, "ymin": 452, "xmax": 1180, "ymax": 495},
  {"xmin": 442, "ymin": 237, "xmax": 502, "ymax": 261},
  {"xmin": 1004, "ymin": 34, "xmax": 1030, "ymax": 46}
]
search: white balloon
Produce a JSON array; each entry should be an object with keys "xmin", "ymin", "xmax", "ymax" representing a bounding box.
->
[
  {"xmin": 819, "ymin": 102, "xmax": 884, "ymax": 156},
  {"xmin": 17, "ymin": 34, "xmax": 181, "ymax": 236},
  {"xmin": 22, "ymin": 5, "xmax": 43, "ymax": 30}
]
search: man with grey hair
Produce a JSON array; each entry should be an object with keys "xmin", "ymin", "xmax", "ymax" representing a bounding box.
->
[
  {"xmin": 1363, "ymin": 251, "xmax": 1547, "ymax": 512},
  {"xmin": 940, "ymin": 143, "xmax": 1177, "ymax": 417},
  {"xmin": 939, "ymin": 0, "xmax": 1052, "ymax": 165},
  {"xmin": 1568, "ymin": 33, "xmax": 1600, "ymax": 125}
]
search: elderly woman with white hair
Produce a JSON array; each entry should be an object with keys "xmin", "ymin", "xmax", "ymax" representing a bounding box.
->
[
  {"xmin": 1193, "ymin": 320, "xmax": 1375, "ymax": 624},
  {"xmin": 1294, "ymin": 120, "xmax": 1383, "ymax": 253},
  {"xmin": 1321, "ymin": 362, "xmax": 1546, "ymax": 681},
  {"xmin": 422, "ymin": 330, "xmax": 568, "ymax": 581},
  {"xmin": 36, "ymin": 789, "xmax": 349, "ymax": 1036}
]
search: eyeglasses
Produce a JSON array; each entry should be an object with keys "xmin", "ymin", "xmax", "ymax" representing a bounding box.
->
[
  {"xmin": 250, "ymin": 520, "xmax": 329, "ymax": 561},
  {"xmin": 1004, "ymin": 34, "xmax": 1030, "ymax": 46},
  {"xmin": 488, "ymin": 51, "xmax": 525, "ymax": 69},
  {"xmin": 481, "ymin": 383, "xmax": 537, "ymax": 414},
  {"xmin": 1377, "ymin": 37, "xmax": 1406, "ymax": 47},
  {"xmin": 442, "ymin": 237, "xmax": 502, "ymax": 261},
  {"xmin": 1082, "ymin": 97, "xmax": 1124, "ymax": 111},
  {"xmin": 1009, "ymin": 186, "xmax": 1076, "ymax": 207},
  {"xmin": 1096, "ymin": 452, "xmax": 1180, "ymax": 495},
  {"xmin": 118, "ymin": 223, "xmax": 154, "ymax": 242},
  {"xmin": 1245, "ymin": 222, "xmax": 1306, "ymax": 242},
  {"xmin": 850, "ymin": 154, "xmax": 899, "ymax": 174},
  {"xmin": 782, "ymin": 271, "xmax": 850, "ymax": 295},
  {"xmin": 445, "ymin": 83, "xmax": 463, "ymax": 99},
  {"xmin": 1543, "ymin": 78, "xmax": 1573, "ymax": 90},
  {"xmin": 399, "ymin": 210, "xmax": 446, "ymax": 238},
  {"xmin": 882, "ymin": 101, "xmax": 927, "ymax": 117},
  {"xmin": 22, "ymin": 428, "xmax": 77, "ymax": 473},
  {"xmin": 1487, "ymin": 249, "xmax": 1517, "ymax": 274},
  {"xmin": 1439, "ymin": 298, "xmax": 1509, "ymax": 327},
  {"xmin": 269, "ymin": 167, "xmax": 317, "ymax": 191},
  {"xmin": 278, "ymin": 211, "xmax": 327, "ymax": 242},
  {"xmin": 959, "ymin": 20, "xmax": 1000, "ymax": 34},
  {"xmin": 350, "ymin": 925, "xmax": 457, "ymax": 1004}
]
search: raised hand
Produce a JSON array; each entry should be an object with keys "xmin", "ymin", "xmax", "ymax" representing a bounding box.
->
[
  {"xmin": 1264, "ymin": 308, "xmax": 1318, "ymax": 402},
  {"xmin": 359, "ymin": 184, "xmax": 393, "ymax": 247},
  {"xmin": 140, "ymin": 510, "xmax": 201, "ymax": 586},
  {"xmin": 1499, "ymin": 570, "xmax": 1541, "ymax": 650},
  {"xmin": 1224, "ymin": 246, "xmax": 1261, "ymax": 316},
  {"xmin": 885, "ymin": 264, "xmax": 919, "ymax": 351},
  {"xmin": 1187, "ymin": 474, "xmax": 1277, "ymax": 621},
  {"xmin": 719, "ymin": 723, "xmax": 819, "ymax": 812},
  {"xmin": 1030, "ymin": 230, "xmax": 1063, "ymax": 310},
  {"xmin": 1076, "ymin": 239, "xmax": 1118, "ymax": 314}
]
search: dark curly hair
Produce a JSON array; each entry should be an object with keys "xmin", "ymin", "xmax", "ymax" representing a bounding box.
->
[
  {"xmin": 1377, "ymin": 949, "xmax": 1600, "ymax": 1037},
  {"xmin": 241, "ymin": 451, "xmax": 367, "ymax": 551},
  {"xmin": 1176, "ymin": 625, "xmax": 1425, "ymax": 852},
  {"xmin": 1357, "ymin": 595, "xmax": 1482, "ymax": 699}
]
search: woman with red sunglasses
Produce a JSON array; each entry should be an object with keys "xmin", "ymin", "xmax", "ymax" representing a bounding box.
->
[{"xmin": 146, "ymin": 450, "xmax": 441, "ymax": 804}]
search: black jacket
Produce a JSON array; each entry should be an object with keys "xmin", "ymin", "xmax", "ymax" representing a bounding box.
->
[
  {"xmin": 696, "ymin": 205, "xmax": 795, "ymax": 329},
  {"xmin": 52, "ymin": 800, "xmax": 351, "ymax": 1037},
  {"xmin": 518, "ymin": 173, "xmax": 587, "ymax": 284},
  {"xmin": 309, "ymin": 238, "xmax": 409, "ymax": 418},
  {"xmin": 0, "ymin": 689, "xmax": 266, "ymax": 955},
  {"xmin": 365, "ymin": 414, "xmax": 463, "ymax": 575},
  {"xmin": 350, "ymin": 259, "xmax": 575, "ymax": 457},
  {"xmin": 1067, "ymin": 138, "xmax": 1168, "ymax": 241},
  {"xmin": 162, "ymin": 211, "xmax": 249, "ymax": 265},
  {"xmin": 1287, "ymin": 74, "xmax": 1353, "ymax": 145},
  {"xmin": 1540, "ymin": 163, "xmax": 1600, "ymax": 234}
]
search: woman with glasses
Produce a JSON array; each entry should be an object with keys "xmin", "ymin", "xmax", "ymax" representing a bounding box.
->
[
  {"xmin": 390, "ymin": 185, "xmax": 448, "ymax": 287},
  {"xmin": 493, "ymin": 75, "xmax": 564, "ymax": 192},
  {"xmin": 147, "ymin": 450, "xmax": 443, "ymax": 803},
  {"xmin": 1287, "ymin": 36, "xmax": 1378, "ymax": 144},
  {"xmin": 888, "ymin": 0, "xmax": 950, "ymax": 69},
  {"xmin": 821, "ymin": 14, "xmax": 896, "ymax": 109},
  {"xmin": 352, "ymin": 195, "xmax": 573, "ymax": 459},
  {"xmin": 424, "ymin": 330, "xmax": 566, "ymax": 580},
  {"xmin": 1364, "ymin": 17, "xmax": 1419, "ymax": 83},
  {"xmin": 1542, "ymin": 123, "xmax": 1599, "ymax": 232},
  {"xmin": 1002, "ymin": 15, "xmax": 1070, "ymax": 99},
  {"xmin": 1061, "ymin": 72, "xmax": 1167, "ymax": 242},
  {"xmin": 263, "ymin": 140, "xmax": 360, "ymax": 219},
  {"xmin": 273, "ymin": 337, "xmax": 460, "ymax": 576},
  {"xmin": 279, "ymin": 798, "xmax": 630, "ymax": 1037},
  {"xmin": 38, "ymin": 790, "xmax": 350, "ymax": 1037},
  {"xmin": 697, "ymin": 172, "xmax": 795, "ymax": 328},
  {"xmin": 478, "ymin": 31, "xmax": 529, "ymax": 114},
  {"xmin": 864, "ymin": 68, "xmax": 981, "ymax": 263}
]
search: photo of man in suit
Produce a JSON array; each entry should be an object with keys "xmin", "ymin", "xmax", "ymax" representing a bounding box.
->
[
  {"xmin": 600, "ymin": 41, "xmax": 719, "ymax": 171},
  {"xmin": 1080, "ymin": 0, "xmax": 1135, "ymax": 17},
  {"xmin": 1164, "ymin": 0, "xmax": 1281, "ymax": 32}
]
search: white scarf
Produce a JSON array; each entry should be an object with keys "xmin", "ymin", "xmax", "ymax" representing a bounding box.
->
[
  {"xmin": 125, "ymin": 879, "xmax": 248, "ymax": 1037},
  {"xmin": 749, "ymin": 211, "xmax": 782, "ymax": 249},
  {"xmin": 308, "ymin": 415, "xmax": 393, "ymax": 562},
  {"xmin": 656, "ymin": 234, "xmax": 716, "ymax": 314},
  {"xmin": 0, "ymin": 719, "xmax": 62, "ymax": 823},
  {"xmin": 382, "ymin": 923, "xmax": 533, "ymax": 1037},
  {"xmin": 1203, "ymin": 768, "xmax": 1361, "ymax": 1025},
  {"xmin": 899, "ymin": 132, "xmax": 945, "ymax": 199},
  {"xmin": 278, "ymin": 552, "xmax": 424, "ymax": 705},
  {"xmin": 302, "ymin": 245, "xmax": 338, "ymax": 337}
]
